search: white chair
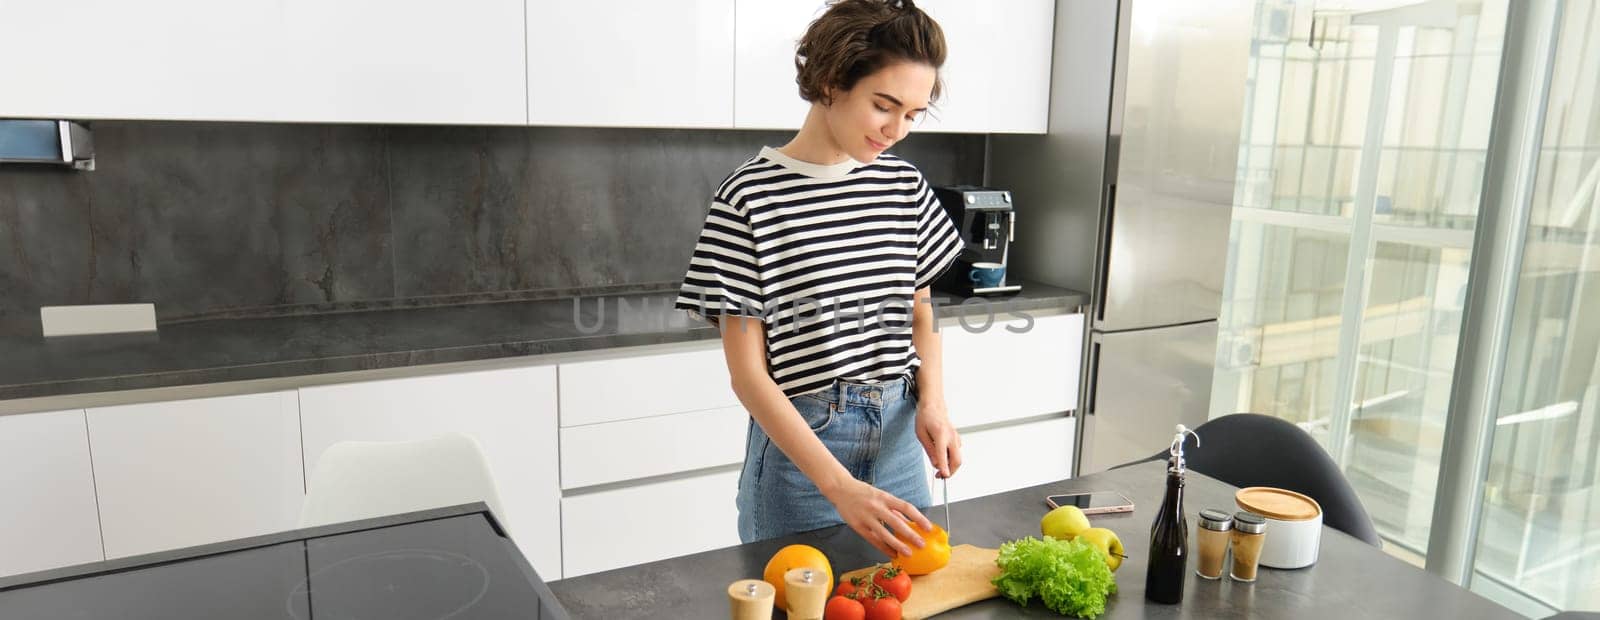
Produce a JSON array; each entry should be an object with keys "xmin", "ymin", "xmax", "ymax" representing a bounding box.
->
[{"xmin": 299, "ymin": 433, "xmax": 510, "ymax": 534}]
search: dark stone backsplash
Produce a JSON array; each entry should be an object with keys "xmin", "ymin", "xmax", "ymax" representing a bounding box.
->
[{"xmin": 0, "ymin": 122, "xmax": 984, "ymax": 336}]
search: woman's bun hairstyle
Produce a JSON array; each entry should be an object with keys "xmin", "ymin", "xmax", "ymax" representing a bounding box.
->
[{"xmin": 794, "ymin": 0, "xmax": 947, "ymax": 106}]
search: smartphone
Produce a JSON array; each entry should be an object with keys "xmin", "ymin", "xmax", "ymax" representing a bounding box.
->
[{"xmin": 1045, "ymin": 491, "xmax": 1135, "ymax": 515}]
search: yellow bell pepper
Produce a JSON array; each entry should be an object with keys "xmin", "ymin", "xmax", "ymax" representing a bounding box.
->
[{"xmin": 892, "ymin": 521, "xmax": 951, "ymax": 575}]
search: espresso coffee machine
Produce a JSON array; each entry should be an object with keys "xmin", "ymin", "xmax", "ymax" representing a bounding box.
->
[{"xmin": 932, "ymin": 185, "xmax": 1021, "ymax": 296}]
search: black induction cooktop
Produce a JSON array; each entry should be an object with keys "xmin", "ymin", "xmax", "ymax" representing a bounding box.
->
[{"xmin": 0, "ymin": 503, "xmax": 568, "ymax": 619}]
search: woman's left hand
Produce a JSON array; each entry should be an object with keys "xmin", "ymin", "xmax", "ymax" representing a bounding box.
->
[{"xmin": 916, "ymin": 397, "xmax": 963, "ymax": 479}]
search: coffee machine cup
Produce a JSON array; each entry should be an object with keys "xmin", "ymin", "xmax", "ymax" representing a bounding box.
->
[{"xmin": 969, "ymin": 262, "xmax": 1006, "ymax": 288}]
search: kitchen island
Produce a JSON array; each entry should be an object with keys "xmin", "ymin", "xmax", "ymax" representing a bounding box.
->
[{"xmin": 548, "ymin": 460, "xmax": 1518, "ymax": 619}]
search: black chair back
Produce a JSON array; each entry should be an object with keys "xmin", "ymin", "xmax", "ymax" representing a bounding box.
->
[{"xmin": 1117, "ymin": 413, "xmax": 1383, "ymax": 547}]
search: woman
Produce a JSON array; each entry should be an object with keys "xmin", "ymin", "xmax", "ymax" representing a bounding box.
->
[{"xmin": 674, "ymin": 0, "xmax": 963, "ymax": 560}]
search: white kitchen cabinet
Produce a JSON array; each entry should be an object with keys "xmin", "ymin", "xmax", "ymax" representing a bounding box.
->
[
  {"xmin": 297, "ymin": 365, "xmax": 563, "ymax": 580},
  {"xmin": 560, "ymin": 405, "xmax": 747, "ymax": 489},
  {"xmin": 558, "ymin": 346, "xmax": 738, "ymax": 427},
  {"xmin": 0, "ymin": 0, "xmax": 526, "ymax": 124},
  {"xmin": 87, "ymin": 391, "xmax": 303, "ymax": 559},
  {"xmin": 0, "ymin": 0, "xmax": 1047, "ymax": 129},
  {"xmin": 732, "ymin": 0, "xmax": 1052, "ymax": 133},
  {"xmin": 911, "ymin": 0, "xmax": 989, "ymax": 134},
  {"xmin": 276, "ymin": 0, "xmax": 527, "ymax": 124},
  {"xmin": 941, "ymin": 312, "xmax": 1082, "ymax": 428},
  {"xmin": 528, "ymin": 0, "xmax": 735, "ymax": 128},
  {"xmin": 976, "ymin": 0, "xmax": 1055, "ymax": 134},
  {"xmin": 0, "ymin": 1, "xmax": 281, "ymax": 121},
  {"xmin": 915, "ymin": 0, "xmax": 1054, "ymax": 134},
  {"xmin": 733, "ymin": 0, "xmax": 830, "ymax": 130},
  {"xmin": 561, "ymin": 469, "xmax": 741, "ymax": 577},
  {"xmin": 0, "ymin": 410, "xmax": 104, "ymax": 577},
  {"xmin": 926, "ymin": 416, "xmax": 1075, "ymax": 503}
]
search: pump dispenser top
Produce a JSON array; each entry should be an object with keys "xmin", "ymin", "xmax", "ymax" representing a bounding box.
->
[{"xmin": 1168, "ymin": 424, "xmax": 1201, "ymax": 473}]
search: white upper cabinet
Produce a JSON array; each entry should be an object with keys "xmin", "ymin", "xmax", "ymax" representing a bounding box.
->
[
  {"xmin": 0, "ymin": 0, "xmax": 526, "ymax": 124},
  {"xmin": 0, "ymin": 1, "xmax": 283, "ymax": 121},
  {"xmin": 0, "ymin": 1, "xmax": 1046, "ymax": 129},
  {"xmin": 733, "ymin": 0, "xmax": 829, "ymax": 130},
  {"xmin": 733, "ymin": 0, "xmax": 1053, "ymax": 134},
  {"xmin": 911, "ymin": 0, "xmax": 988, "ymax": 134},
  {"xmin": 528, "ymin": 0, "xmax": 734, "ymax": 128},
  {"xmin": 276, "ymin": 0, "xmax": 527, "ymax": 125},
  {"xmin": 979, "ymin": 0, "xmax": 1054, "ymax": 134},
  {"xmin": 916, "ymin": 0, "xmax": 1054, "ymax": 134}
]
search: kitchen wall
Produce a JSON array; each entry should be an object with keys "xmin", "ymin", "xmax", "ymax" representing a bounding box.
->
[{"xmin": 0, "ymin": 122, "xmax": 985, "ymax": 336}]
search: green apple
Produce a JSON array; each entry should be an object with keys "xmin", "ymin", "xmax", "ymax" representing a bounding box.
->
[
  {"xmin": 1077, "ymin": 527, "xmax": 1125, "ymax": 572},
  {"xmin": 1040, "ymin": 505, "xmax": 1091, "ymax": 541}
]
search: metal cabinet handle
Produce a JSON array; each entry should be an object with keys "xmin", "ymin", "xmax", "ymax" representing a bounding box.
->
[
  {"xmin": 1096, "ymin": 184, "xmax": 1117, "ymax": 323},
  {"xmin": 1087, "ymin": 342, "xmax": 1102, "ymax": 416}
]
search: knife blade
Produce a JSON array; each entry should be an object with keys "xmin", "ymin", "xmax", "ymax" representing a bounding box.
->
[{"xmin": 941, "ymin": 475, "xmax": 951, "ymax": 535}]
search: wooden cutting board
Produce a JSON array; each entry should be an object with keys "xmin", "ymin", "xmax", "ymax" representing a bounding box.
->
[{"xmin": 838, "ymin": 544, "xmax": 1001, "ymax": 619}]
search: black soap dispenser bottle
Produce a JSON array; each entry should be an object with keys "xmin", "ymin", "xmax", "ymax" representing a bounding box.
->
[{"xmin": 1145, "ymin": 424, "xmax": 1200, "ymax": 604}]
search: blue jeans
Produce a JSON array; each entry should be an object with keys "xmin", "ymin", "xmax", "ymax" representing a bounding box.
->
[{"xmin": 736, "ymin": 375, "xmax": 932, "ymax": 543}]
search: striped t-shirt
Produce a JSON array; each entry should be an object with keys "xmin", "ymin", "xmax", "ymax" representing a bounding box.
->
[{"xmin": 674, "ymin": 146, "xmax": 962, "ymax": 398}]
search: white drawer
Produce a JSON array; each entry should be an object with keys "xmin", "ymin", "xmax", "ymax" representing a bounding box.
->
[
  {"xmin": 561, "ymin": 469, "xmax": 741, "ymax": 577},
  {"xmin": 942, "ymin": 313, "xmax": 1083, "ymax": 428},
  {"xmin": 558, "ymin": 346, "xmax": 738, "ymax": 427},
  {"xmin": 926, "ymin": 416, "xmax": 1075, "ymax": 503},
  {"xmin": 560, "ymin": 406, "xmax": 748, "ymax": 489}
]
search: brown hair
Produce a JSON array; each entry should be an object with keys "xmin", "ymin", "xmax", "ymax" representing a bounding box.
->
[{"xmin": 794, "ymin": 0, "xmax": 947, "ymax": 106}]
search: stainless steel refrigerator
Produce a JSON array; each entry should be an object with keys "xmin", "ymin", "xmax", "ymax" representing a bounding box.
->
[{"xmin": 989, "ymin": 0, "xmax": 1254, "ymax": 474}]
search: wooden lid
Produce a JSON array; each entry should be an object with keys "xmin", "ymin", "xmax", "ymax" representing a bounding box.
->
[{"xmin": 1235, "ymin": 487, "xmax": 1322, "ymax": 521}]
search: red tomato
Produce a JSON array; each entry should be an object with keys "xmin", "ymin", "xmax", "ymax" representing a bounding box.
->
[
  {"xmin": 871, "ymin": 566, "xmax": 912, "ymax": 603},
  {"xmin": 824, "ymin": 595, "xmax": 866, "ymax": 620},
  {"xmin": 863, "ymin": 594, "xmax": 902, "ymax": 620},
  {"xmin": 838, "ymin": 575, "xmax": 864, "ymax": 600}
]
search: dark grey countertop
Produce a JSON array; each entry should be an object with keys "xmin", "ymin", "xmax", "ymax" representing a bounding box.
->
[
  {"xmin": 0, "ymin": 281, "xmax": 1085, "ymax": 403},
  {"xmin": 548, "ymin": 460, "xmax": 1519, "ymax": 619}
]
